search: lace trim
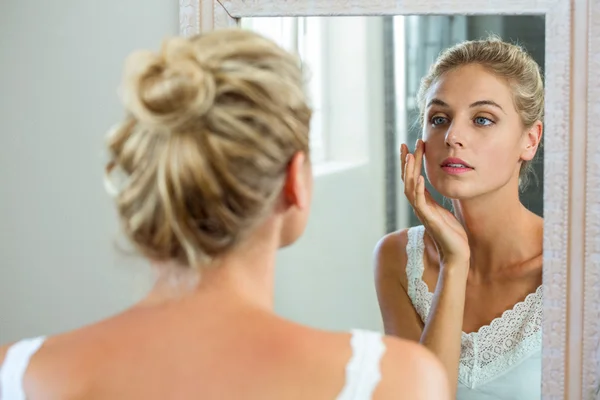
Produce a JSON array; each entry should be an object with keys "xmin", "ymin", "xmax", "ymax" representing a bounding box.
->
[{"xmin": 405, "ymin": 225, "xmax": 543, "ymax": 388}]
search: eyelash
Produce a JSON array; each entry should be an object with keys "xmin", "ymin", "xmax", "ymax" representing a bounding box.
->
[{"xmin": 430, "ymin": 115, "xmax": 495, "ymax": 127}]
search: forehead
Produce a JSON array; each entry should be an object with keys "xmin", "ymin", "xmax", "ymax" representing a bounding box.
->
[{"xmin": 426, "ymin": 64, "xmax": 514, "ymax": 109}]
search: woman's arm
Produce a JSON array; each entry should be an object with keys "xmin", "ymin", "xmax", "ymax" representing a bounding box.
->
[
  {"xmin": 374, "ymin": 231, "xmax": 466, "ymax": 395},
  {"xmin": 419, "ymin": 262, "xmax": 467, "ymax": 395},
  {"xmin": 375, "ymin": 140, "xmax": 470, "ymax": 396},
  {"xmin": 373, "ymin": 230, "xmax": 423, "ymax": 341}
]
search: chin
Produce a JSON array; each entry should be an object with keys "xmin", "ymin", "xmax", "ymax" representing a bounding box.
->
[
  {"xmin": 437, "ymin": 190, "xmax": 473, "ymax": 200},
  {"xmin": 429, "ymin": 179, "xmax": 477, "ymax": 200}
]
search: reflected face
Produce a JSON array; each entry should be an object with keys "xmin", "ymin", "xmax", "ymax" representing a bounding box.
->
[{"xmin": 422, "ymin": 64, "xmax": 529, "ymax": 200}]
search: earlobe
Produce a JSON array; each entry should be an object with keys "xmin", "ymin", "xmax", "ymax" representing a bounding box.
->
[{"xmin": 521, "ymin": 142, "xmax": 538, "ymax": 162}]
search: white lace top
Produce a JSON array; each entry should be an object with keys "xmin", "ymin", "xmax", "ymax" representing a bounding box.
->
[
  {"xmin": 0, "ymin": 330, "xmax": 386, "ymax": 400},
  {"xmin": 406, "ymin": 225, "xmax": 542, "ymax": 399}
]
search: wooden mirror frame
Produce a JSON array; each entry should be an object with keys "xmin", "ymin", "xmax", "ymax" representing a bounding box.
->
[{"xmin": 179, "ymin": 1, "xmax": 597, "ymax": 399}]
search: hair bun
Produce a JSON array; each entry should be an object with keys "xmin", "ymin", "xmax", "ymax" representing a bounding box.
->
[{"xmin": 121, "ymin": 37, "xmax": 216, "ymax": 131}]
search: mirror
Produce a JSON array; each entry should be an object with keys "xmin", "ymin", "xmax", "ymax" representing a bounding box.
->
[
  {"xmin": 239, "ymin": 14, "xmax": 545, "ymax": 399},
  {"xmin": 183, "ymin": 0, "xmax": 591, "ymax": 398}
]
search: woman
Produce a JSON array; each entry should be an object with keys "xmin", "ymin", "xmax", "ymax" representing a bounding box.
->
[
  {"xmin": 374, "ymin": 37, "xmax": 543, "ymax": 399},
  {"xmin": 0, "ymin": 29, "xmax": 449, "ymax": 399}
]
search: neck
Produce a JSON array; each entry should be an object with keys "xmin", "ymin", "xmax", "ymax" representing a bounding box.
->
[
  {"xmin": 451, "ymin": 183, "xmax": 542, "ymax": 279},
  {"xmin": 143, "ymin": 221, "xmax": 280, "ymax": 312}
]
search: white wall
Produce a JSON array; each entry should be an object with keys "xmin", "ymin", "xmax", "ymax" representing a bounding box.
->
[
  {"xmin": 0, "ymin": 0, "xmax": 178, "ymax": 343},
  {"xmin": 0, "ymin": 6, "xmax": 389, "ymax": 343}
]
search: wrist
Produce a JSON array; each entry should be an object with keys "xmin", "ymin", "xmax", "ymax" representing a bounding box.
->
[{"xmin": 440, "ymin": 260, "xmax": 469, "ymax": 275}]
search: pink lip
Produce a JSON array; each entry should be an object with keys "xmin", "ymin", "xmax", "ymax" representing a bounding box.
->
[{"xmin": 440, "ymin": 157, "xmax": 474, "ymax": 175}]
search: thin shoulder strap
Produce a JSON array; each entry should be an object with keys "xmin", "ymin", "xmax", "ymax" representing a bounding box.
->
[
  {"xmin": 0, "ymin": 337, "xmax": 46, "ymax": 400},
  {"xmin": 406, "ymin": 225, "xmax": 426, "ymax": 300},
  {"xmin": 337, "ymin": 329, "xmax": 386, "ymax": 400}
]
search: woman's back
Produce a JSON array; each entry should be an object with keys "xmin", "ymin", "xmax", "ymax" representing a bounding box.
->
[{"xmin": 1, "ymin": 295, "xmax": 447, "ymax": 399}]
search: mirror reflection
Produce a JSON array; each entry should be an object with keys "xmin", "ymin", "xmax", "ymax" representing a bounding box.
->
[
  {"xmin": 402, "ymin": 15, "xmax": 545, "ymax": 226},
  {"xmin": 242, "ymin": 15, "xmax": 544, "ymax": 400}
]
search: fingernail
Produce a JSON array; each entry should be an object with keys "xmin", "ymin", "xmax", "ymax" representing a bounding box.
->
[{"xmin": 415, "ymin": 139, "xmax": 420, "ymax": 148}]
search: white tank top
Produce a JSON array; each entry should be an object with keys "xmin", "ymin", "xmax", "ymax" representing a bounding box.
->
[
  {"xmin": 405, "ymin": 225, "xmax": 543, "ymax": 400},
  {"xmin": 0, "ymin": 329, "xmax": 385, "ymax": 400}
]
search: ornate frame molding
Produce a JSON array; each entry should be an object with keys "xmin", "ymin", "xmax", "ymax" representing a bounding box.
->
[
  {"xmin": 584, "ymin": 1, "xmax": 599, "ymax": 398},
  {"xmin": 179, "ymin": 1, "xmax": 592, "ymax": 399}
]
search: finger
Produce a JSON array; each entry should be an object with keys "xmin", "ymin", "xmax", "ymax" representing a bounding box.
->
[
  {"xmin": 422, "ymin": 185, "xmax": 445, "ymax": 210},
  {"xmin": 400, "ymin": 144, "xmax": 408, "ymax": 182},
  {"xmin": 403, "ymin": 153, "xmax": 415, "ymax": 203},
  {"xmin": 415, "ymin": 175, "xmax": 440, "ymax": 232},
  {"xmin": 414, "ymin": 139, "xmax": 424, "ymax": 180},
  {"xmin": 439, "ymin": 206, "xmax": 462, "ymax": 229},
  {"xmin": 423, "ymin": 186, "xmax": 436, "ymax": 205},
  {"xmin": 424, "ymin": 190, "xmax": 450, "ymax": 219},
  {"xmin": 414, "ymin": 176, "xmax": 429, "ymax": 217}
]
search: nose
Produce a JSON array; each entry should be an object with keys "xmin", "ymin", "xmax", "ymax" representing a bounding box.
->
[{"xmin": 445, "ymin": 125, "xmax": 465, "ymax": 148}]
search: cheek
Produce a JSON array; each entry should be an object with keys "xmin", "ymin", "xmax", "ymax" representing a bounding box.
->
[
  {"xmin": 479, "ymin": 140, "xmax": 517, "ymax": 167},
  {"xmin": 423, "ymin": 154, "xmax": 438, "ymax": 182},
  {"xmin": 422, "ymin": 139, "xmax": 443, "ymax": 174}
]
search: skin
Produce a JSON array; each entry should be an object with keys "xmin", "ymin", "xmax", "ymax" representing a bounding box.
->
[
  {"xmin": 374, "ymin": 63, "xmax": 543, "ymax": 396},
  {"xmin": 0, "ymin": 152, "xmax": 449, "ymax": 400}
]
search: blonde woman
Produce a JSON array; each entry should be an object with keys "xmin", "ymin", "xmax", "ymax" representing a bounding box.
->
[
  {"xmin": 375, "ymin": 38, "xmax": 543, "ymax": 399},
  {"xmin": 0, "ymin": 29, "xmax": 448, "ymax": 400}
]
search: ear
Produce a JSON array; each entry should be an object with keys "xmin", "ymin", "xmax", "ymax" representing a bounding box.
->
[
  {"xmin": 520, "ymin": 120, "xmax": 543, "ymax": 162},
  {"xmin": 282, "ymin": 151, "xmax": 309, "ymax": 209}
]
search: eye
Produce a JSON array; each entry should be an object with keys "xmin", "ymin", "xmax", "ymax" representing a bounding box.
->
[
  {"xmin": 431, "ymin": 116, "xmax": 448, "ymax": 126},
  {"xmin": 474, "ymin": 116, "xmax": 494, "ymax": 126}
]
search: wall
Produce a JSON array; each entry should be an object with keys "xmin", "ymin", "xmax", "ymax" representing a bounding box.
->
[{"xmin": 0, "ymin": 0, "xmax": 178, "ymax": 343}]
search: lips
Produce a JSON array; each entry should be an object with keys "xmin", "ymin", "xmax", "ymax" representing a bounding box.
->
[{"xmin": 440, "ymin": 157, "xmax": 474, "ymax": 169}]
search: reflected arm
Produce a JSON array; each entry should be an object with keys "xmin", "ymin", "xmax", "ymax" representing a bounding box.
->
[{"xmin": 374, "ymin": 230, "xmax": 466, "ymax": 396}]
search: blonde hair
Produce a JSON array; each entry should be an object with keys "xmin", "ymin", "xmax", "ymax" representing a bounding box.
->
[
  {"xmin": 105, "ymin": 29, "xmax": 311, "ymax": 268},
  {"xmin": 417, "ymin": 36, "xmax": 544, "ymax": 190}
]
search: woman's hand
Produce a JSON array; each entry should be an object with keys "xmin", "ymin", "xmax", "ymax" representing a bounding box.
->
[{"xmin": 401, "ymin": 140, "xmax": 470, "ymax": 266}]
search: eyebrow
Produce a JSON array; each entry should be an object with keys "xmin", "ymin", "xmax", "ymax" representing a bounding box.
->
[{"xmin": 426, "ymin": 98, "xmax": 506, "ymax": 113}]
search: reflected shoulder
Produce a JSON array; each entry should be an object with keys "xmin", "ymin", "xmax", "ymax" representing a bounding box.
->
[{"xmin": 374, "ymin": 228, "xmax": 410, "ymax": 275}]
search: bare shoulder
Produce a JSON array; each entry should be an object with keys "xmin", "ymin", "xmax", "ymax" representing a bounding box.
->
[
  {"xmin": 13, "ymin": 313, "xmax": 138, "ymax": 400},
  {"xmin": 374, "ymin": 228, "xmax": 410, "ymax": 261},
  {"xmin": 291, "ymin": 327, "xmax": 448, "ymax": 399},
  {"xmin": 375, "ymin": 336, "xmax": 450, "ymax": 400},
  {"xmin": 373, "ymin": 228, "xmax": 411, "ymax": 287},
  {"xmin": 0, "ymin": 342, "xmax": 13, "ymax": 367}
]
